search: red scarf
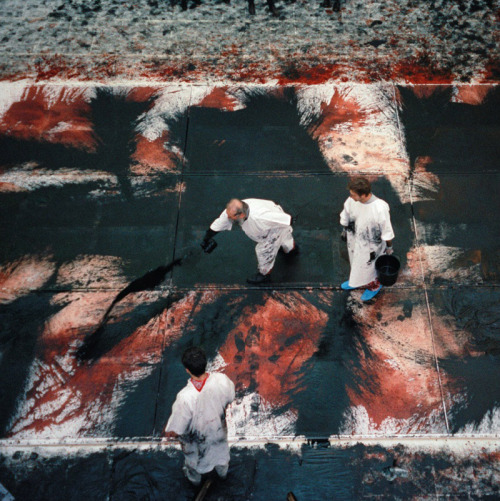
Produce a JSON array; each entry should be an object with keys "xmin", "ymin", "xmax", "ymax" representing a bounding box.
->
[{"xmin": 190, "ymin": 374, "xmax": 209, "ymax": 392}]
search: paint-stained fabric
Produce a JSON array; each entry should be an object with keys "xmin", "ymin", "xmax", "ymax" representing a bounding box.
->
[
  {"xmin": 340, "ymin": 195, "xmax": 394, "ymax": 287},
  {"xmin": 166, "ymin": 372, "xmax": 235, "ymax": 475},
  {"xmin": 210, "ymin": 198, "xmax": 294, "ymax": 274}
]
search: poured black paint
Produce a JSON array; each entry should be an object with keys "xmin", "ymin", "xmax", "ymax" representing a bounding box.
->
[{"xmin": 77, "ymin": 260, "xmax": 183, "ymax": 361}]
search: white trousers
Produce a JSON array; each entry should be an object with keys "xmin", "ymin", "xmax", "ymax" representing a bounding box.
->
[{"xmin": 255, "ymin": 226, "xmax": 294, "ymax": 275}]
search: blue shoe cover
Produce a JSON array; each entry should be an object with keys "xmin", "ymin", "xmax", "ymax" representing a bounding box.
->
[
  {"xmin": 361, "ymin": 285, "xmax": 382, "ymax": 301},
  {"xmin": 341, "ymin": 281, "xmax": 357, "ymax": 290}
]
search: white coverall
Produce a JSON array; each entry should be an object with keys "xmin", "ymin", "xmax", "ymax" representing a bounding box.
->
[
  {"xmin": 340, "ymin": 195, "xmax": 395, "ymax": 288},
  {"xmin": 165, "ymin": 372, "xmax": 235, "ymax": 484},
  {"xmin": 210, "ymin": 198, "xmax": 294, "ymax": 275}
]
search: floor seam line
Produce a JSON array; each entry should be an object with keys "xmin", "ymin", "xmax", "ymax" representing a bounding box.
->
[{"xmin": 408, "ymin": 178, "xmax": 451, "ymax": 435}]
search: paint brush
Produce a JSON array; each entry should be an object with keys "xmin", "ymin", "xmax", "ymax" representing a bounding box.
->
[{"xmin": 76, "ymin": 258, "xmax": 183, "ymax": 362}]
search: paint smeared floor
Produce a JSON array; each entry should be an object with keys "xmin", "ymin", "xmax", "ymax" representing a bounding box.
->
[{"xmin": 0, "ymin": 81, "xmax": 498, "ymax": 498}]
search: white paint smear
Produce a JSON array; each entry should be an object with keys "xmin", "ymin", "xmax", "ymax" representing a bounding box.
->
[
  {"xmin": 340, "ymin": 405, "xmax": 449, "ymax": 435},
  {"xmin": 227, "ymin": 392, "xmax": 297, "ymax": 439}
]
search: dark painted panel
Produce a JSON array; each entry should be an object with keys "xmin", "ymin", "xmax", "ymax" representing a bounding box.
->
[
  {"xmin": 0, "ymin": 289, "xmax": 171, "ymax": 438},
  {"xmin": 1, "ymin": 183, "xmax": 180, "ymax": 290},
  {"xmin": 0, "ymin": 450, "xmax": 111, "ymax": 501},
  {"xmin": 185, "ymin": 89, "xmax": 330, "ymax": 173},
  {"xmin": 0, "ymin": 292, "xmax": 63, "ymax": 436},
  {"xmin": 1, "ymin": 444, "xmax": 498, "ymax": 500},
  {"xmin": 156, "ymin": 288, "xmax": 443, "ymax": 438},
  {"xmin": 428, "ymin": 287, "xmax": 500, "ymax": 433},
  {"xmin": 413, "ymin": 172, "xmax": 500, "ymax": 284},
  {"xmin": 398, "ymin": 86, "xmax": 500, "ymax": 172}
]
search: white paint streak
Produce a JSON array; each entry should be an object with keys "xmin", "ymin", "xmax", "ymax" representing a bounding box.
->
[
  {"xmin": 340, "ymin": 405, "xmax": 449, "ymax": 435},
  {"xmin": 0, "ymin": 165, "xmax": 118, "ymax": 192},
  {"xmin": 0, "ymin": 81, "xmax": 28, "ymax": 118},
  {"xmin": 459, "ymin": 407, "xmax": 500, "ymax": 435},
  {"xmin": 227, "ymin": 393, "xmax": 297, "ymax": 439}
]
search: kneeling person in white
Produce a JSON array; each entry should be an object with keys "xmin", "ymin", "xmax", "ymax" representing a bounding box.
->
[
  {"xmin": 164, "ymin": 347, "xmax": 235, "ymax": 486},
  {"xmin": 340, "ymin": 176, "xmax": 395, "ymax": 301}
]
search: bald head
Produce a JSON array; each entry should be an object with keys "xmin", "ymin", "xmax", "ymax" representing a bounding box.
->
[{"xmin": 226, "ymin": 199, "xmax": 247, "ymax": 221}]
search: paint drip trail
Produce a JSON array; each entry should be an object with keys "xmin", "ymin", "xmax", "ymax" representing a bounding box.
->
[{"xmin": 76, "ymin": 258, "xmax": 183, "ymax": 362}]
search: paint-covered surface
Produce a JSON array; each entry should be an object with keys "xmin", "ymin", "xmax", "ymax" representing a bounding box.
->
[
  {"xmin": 0, "ymin": 0, "xmax": 497, "ymax": 83},
  {"xmin": 0, "ymin": 81, "xmax": 499, "ymax": 498},
  {"xmin": 0, "ymin": 441, "xmax": 499, "ymax": 500}
]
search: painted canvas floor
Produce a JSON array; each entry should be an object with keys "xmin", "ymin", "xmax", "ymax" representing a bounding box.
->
[{"xmin": 0, "ymin": 81, "xmax": 498, "ymax": 499}]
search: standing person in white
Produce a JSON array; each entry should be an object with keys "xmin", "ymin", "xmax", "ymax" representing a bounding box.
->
[
  {"xmin": 164, "ymin": 347, "xmax": 235, "ymax": 486},
  {"xmin": 340, "ymin": 177, "xmax": 395, "ymax": 301},
  {"xmin": 201, "ymin": 198, "xmax": 299, "ymax": 284}
]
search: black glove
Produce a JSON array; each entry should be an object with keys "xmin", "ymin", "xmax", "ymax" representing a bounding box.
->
[
  {"xmin": 201, "ymin": 228, "xmax": 219, "ymax": 253},
  {"xmin": 201, "ymin": 238, "xmax": 217, "ymax": 253}
]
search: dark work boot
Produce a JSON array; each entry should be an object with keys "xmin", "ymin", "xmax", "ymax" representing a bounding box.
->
[{"xmin": 247, "ymin": 272, "xmax": 271, "ymax": 285}]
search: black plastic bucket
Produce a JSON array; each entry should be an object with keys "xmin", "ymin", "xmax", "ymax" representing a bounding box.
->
[{"xmin": 375, "ymin": 254, "xmax": 401, "ymax": 286}]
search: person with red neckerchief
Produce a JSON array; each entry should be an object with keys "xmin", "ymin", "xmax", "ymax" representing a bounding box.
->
[{"xmin": 164, "ymin": 347, "xmax": 235, "ymax": 486}]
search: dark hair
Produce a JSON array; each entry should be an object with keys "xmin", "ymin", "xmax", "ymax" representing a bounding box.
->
[
  {"xmin": 348, "ymin": 176, "xmax": 371, "ymax": 196},
  {"xmin": 182, "ymin": 347, "xmax": 207, "ymax": 377}
]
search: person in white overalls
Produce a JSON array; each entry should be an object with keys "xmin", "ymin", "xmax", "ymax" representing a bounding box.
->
[
  {"xmin": 201, "ymin": 198, "xmax": 298, "ymax": 284},
  {"xmin": 340, "ymin": 177, "xmax": 395, "ymax": 301},
  {"xmin": 164, "ymin": 347, "xmax": 235, "ymax": 486}
]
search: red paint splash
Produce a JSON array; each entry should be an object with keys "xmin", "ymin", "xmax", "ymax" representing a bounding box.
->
[
  {"xmin": 345, "ymin": 296, "xmax": 447, "ymax": 430},
  {"xmin": 276, "ymin": 63, "xmax": 367, "ymax": 85},
  {"xmin": 0, "ymin": 182, "xmax": 25, "ymax": 192},
  {"xmin": 7, "ymin": 291, "xmax": 212, "ymax": 437},
  {"xmin": 454, "ymin": 85, "xmax": 491, "ymax": 105},
  {"xmin": 219, "ymin": 292, "xmax": 328, "ymax": 408},
  {"xmin": 126, "ymin": 87, "xmax": 160, "ymax": 103},
  {"xmin": 388, "ymin": 57, "xmax": 454, "ymax": 84},
  {"xmin": 410, "ymin": 85, "xmax": 452, "ymax": 99},
  {"xmin": 309, "ymin": 89, "xmax": 367, "ymax": 139},
  {"xmin": 0, "ymin": 86, "xmax": 97, "ymax": 151},
  {"xmin": 1, "ymin": 47, "xmax": 494, "ymax": 84},
  {"xmin": 131, "ymin": 131, "xmax": 180, "ymax": 172},
  {"xmin": 198, "ymin": 87, "xmax": 240, "ymax": 111}
]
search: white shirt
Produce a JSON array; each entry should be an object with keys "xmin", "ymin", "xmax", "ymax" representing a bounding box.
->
[
  {"xmin": 340, "ymin": 195, "xmax": 395, "ymax": 287},
  {"xmin": 166, "ymin": 372, "xmax": 235, "ymax": 474}
]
